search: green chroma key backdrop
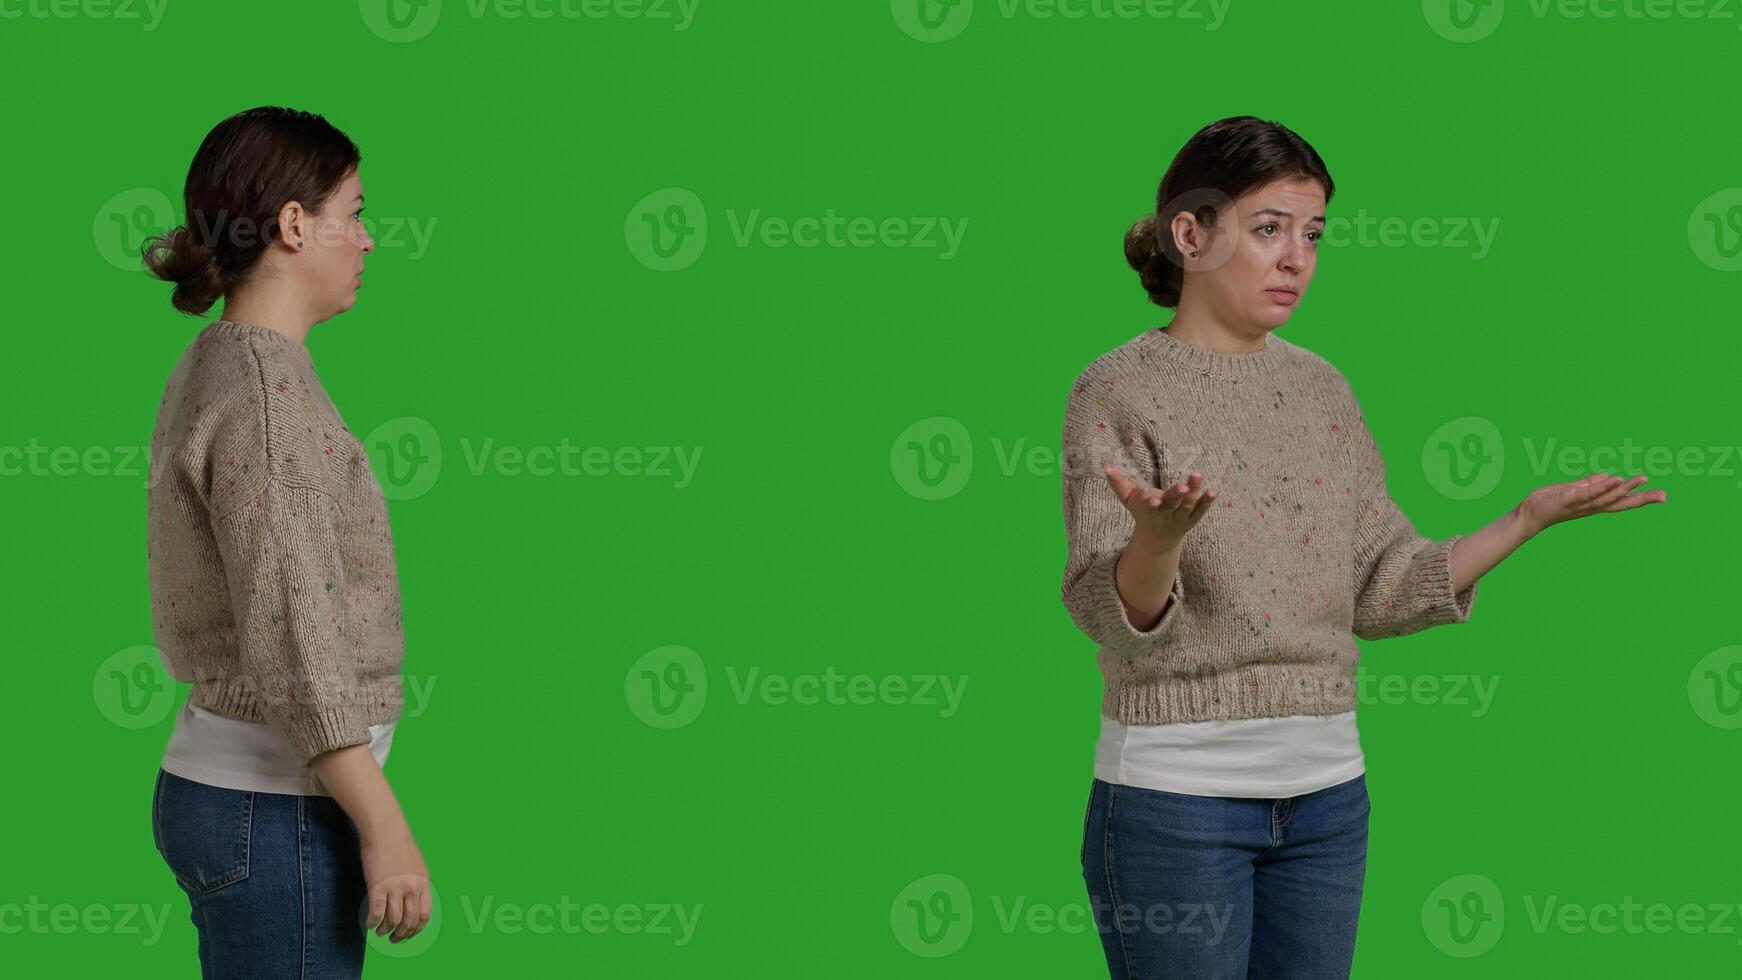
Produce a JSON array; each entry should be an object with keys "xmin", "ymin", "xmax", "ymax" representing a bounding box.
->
[{"xmin": 3, "ymin": 0, "xmax": 1739, "ymax": 976}]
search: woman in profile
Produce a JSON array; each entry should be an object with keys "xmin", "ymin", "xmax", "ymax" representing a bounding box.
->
[
  {"xmin": 143, "ymin": 106, "xmax": 430, "ymax": 977},
  {"xmin": 1061, "ymin": 115, "xmax": 1664, "ymax": 979}
]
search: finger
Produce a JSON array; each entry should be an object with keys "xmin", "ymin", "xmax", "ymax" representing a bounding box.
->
[
  {"xmin": 1187, "ymin": 487, "xmax": 1217, "ymax": 520},
  {"xmin": 393, "ymin": 891, "xmax": 419, "ymax": 942},
  {"xmin": 1103, "ymin": 463, "xmax": 1147, "ymax": 505},
  {"xmin": 419, "ymin": 885, "xmax": 433, "ymax": 929},
  {"xmin": 378, "ymin": 889, "xmax": 404, "ymax": 937},
  {"xmin": 366, "ymin": 892, "xmax": 387, "ymax": 932}
]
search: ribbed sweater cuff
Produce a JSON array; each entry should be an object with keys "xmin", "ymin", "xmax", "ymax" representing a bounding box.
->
[
  {"xmin": 270, "ymin": 703, "xmax": 374, "ymax": 767},
  {"xmin": 1419, "ymin": 535, "xmax": 1479, "ymax": 627}
]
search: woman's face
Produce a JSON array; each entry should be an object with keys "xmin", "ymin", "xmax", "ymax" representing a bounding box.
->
[
  {"xmin": 288, "ymin": 168, "xmax": 373, "ymax": 316},
  {"xmin": 1173, "ymin": 177, "xmax": 1325, "ymax": 332}
]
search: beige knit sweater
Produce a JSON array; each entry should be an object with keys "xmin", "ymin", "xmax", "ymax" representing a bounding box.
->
[
  {"xmin": 147, "ymin": 319, "xmax": 404, "ymax": 765},
  {"xmin": 1060, "ymin": 326, "xmax": 1479, "ymax": 724}
]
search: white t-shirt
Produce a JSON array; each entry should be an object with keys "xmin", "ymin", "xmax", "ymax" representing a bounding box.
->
[
  {"xmin": 161, "ymin": 702, "xmax": 395, "ymax": 796},
  {"xmin": 1095, "ymin": 710, "xmax": 1363, "ymax": 798}
]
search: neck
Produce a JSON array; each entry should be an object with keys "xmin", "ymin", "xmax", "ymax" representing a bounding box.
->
[
  {"xmin": 217, "ymin": 281, "xmax": 316, "ymax": 346},
  {"xmin": 1163, "ymin": 296, "xmax": 1269, "ymax": 353}
]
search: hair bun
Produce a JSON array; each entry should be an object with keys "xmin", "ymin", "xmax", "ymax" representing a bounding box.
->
[
  {"xmin": 143, "ymin": 225, "xmax": 226, "ymax": 316},
  {"xmin": 1123, "ymin": 213, "xmax": 1180, "ymax": 308}
]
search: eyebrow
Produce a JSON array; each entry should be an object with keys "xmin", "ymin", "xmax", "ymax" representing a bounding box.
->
[
  {"xmin": 1251, "ymin": 207, "xmax": 1324, "ymax": 223},
  {"xmin": 353, "ymin": 194, "xmax": 365, "ymax": 205}
]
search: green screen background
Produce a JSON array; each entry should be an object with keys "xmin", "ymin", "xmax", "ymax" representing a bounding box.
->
[{"xmin": 3, "ymin": 0, "xmax": 1738, "ymax": 975}]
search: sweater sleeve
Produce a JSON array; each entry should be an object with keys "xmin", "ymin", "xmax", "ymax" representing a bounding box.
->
[
  {"xmin": 205, "ymin": 398, "xmax": 372, "ymax": 766},
  {"xmin": 1059, "ymin": 366, "xmax": 1187, "ymax": 659},
  {"xmin": 1346, "ymin": 394, "xmax": 1479, "ymax": 641}
]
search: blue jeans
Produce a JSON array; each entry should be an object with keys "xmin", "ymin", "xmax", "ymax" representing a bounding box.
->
[
  {"xmin": 1081, "ymin": 772, "xmax": 1370, "ymax": 979},
  {"xmin": 150, "ymin": 769, "xmax": 369, "ymax": 979}
]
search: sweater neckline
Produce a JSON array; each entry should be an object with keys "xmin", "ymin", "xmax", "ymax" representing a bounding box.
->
[
  {"xmin": 206, "ymin": 319, "xmax": 308, "ymax": 352},
  {"xmin": 1143, "ymin": 325, "xmax": 1290, "ymax": 380}
]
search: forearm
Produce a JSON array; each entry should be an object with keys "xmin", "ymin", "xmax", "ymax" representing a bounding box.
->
[
  {"xmin": 1115, "ymin": 529, "xmax": 1184, "ymax": 632},
  {"xmin": 1448, "ymin": 506, "xmax": 1538, "ymax": 595},
  {"xmin": 310, "ymin": 743, "xmax": 409, "ymax": 839}
]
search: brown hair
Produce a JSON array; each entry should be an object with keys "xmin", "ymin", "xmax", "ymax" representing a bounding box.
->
[
  {"xmin": 1125, "ymin": 116, "xmax": 1334, "ymax": 308},
  {"xmin": 143, "ymin": 107, "xmax": 361, "ymax": 315}
]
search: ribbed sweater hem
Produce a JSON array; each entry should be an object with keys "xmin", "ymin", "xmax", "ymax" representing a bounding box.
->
[{"xmin": 1105, "ymin": 663, "xmax": 1358, "ymax": 725}]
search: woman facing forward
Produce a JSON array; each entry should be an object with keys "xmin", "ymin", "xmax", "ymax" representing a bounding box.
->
[{"xmin": 1061, "ymin": 115, "xmax": 1664, "ymax": 979}]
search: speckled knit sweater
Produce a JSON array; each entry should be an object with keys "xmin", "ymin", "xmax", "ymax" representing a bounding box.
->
[
  {"xmin": 1060, "ymin": 326, "xmax": 1479, "ymax": 724},
  {"xmin": 147, "ymin": 319, "xmax": 404, "ymax": 765}
]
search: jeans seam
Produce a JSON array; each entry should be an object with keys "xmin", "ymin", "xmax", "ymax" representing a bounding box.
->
[
  {"xmin": 298, "ymin": 795, "xmax": 311, "ymax": 980},
  {"xmin": 1102, "ymin": 784, "xmax": 1137, "ymax": 980}
]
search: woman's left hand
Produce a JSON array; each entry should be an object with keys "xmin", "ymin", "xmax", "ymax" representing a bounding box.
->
[{"xmin": 1514, "ymin": 472, "xmax": 1667, "ymax": 535}]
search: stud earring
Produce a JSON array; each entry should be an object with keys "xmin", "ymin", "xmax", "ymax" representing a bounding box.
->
[
  {"xmin": 297, "ymin": 241, "xmax": 304, "ymax": 249},
  {"xmin": 1190, "ymin": 250, "xmax": 1199, "ymax": 258}
]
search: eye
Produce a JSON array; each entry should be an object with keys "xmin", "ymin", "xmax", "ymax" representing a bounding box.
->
[
  {"xmin": 1257, "ymin": 223, "xmax": 1279, "ymax": 237},
  {"xmin": 354, "ymin": 209, "xmax": 365, "ymax": 222},
  {"xmin": 1306, "ymin": 229, "xmax": 1321, "ymax": 244}
]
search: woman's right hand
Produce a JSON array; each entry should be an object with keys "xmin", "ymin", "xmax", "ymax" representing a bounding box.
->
[
  {"xmin": 361, "ymin": 825, "xmax": 432, "ymax": 943},
  {"xmin": 1102, "ymin": 464, "xmax": 1216, "ymax": 546}
]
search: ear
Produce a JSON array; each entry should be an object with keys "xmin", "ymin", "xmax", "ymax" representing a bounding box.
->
[
  {"xmin": 277, "ymin": 201, "xmax": 308, "ymax": 250},
  {"xmin": 1168, "ymin": 210, "xmax": 1202, "ymax": 259}
]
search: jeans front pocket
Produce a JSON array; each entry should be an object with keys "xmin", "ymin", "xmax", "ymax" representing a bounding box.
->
[{"xmin": 153, "ymin": 770, "xmax": 253, "ymax": 894}]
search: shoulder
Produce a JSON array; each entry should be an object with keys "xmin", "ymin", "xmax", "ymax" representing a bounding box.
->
[
  {"xmin": 201, "ymin": 341, "xmax": 343, "ymax": 487},
  {"xmin": 1067, "ymin": 328, "xmax": 1157, "ymax": 404}
]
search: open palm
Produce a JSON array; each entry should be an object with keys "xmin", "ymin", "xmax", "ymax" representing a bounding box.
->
[{"xmin": 1516, "ymin": 472, "xmax": 1666, "ymax": 534}]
